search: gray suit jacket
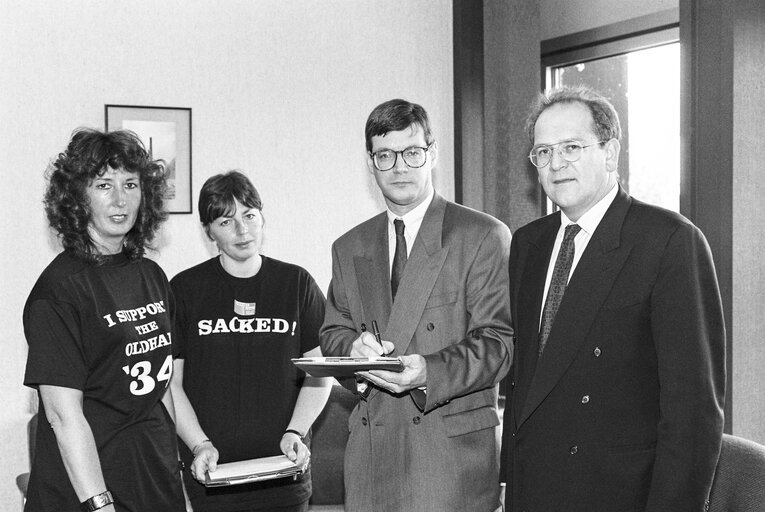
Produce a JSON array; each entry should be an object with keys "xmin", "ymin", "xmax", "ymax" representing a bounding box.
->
[{"xmin": 320, "ymin": 193, "xmax": 513, "ymax": 512}]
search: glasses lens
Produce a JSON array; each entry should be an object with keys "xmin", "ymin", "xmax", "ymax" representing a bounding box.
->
[
  {"xmin": 401, "ymin": 147, "xmax": 427, "ymax": 168},
  {"xmin": 530, "ymin": 146, "xmax": 551, "ymax": 167},
  {"xmin": 373, "ymin": 150, "xmax": 396, "ymax": 171},
  {"xmin": 560, "ymin": 142, "xmax": 583, "ymax": 162}
]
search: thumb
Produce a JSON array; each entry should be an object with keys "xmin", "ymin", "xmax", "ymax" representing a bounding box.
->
[{"xmin": 286, "ymin": 442, "xmax": 299, "ymax": 461}]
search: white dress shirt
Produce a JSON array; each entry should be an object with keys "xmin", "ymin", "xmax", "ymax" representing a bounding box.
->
[
  {"xmin": 539, "ymin": 184, "xmax": 619, "ymax": 327},
  {"xmin": 386, "ymin": 188, "xmax": 435, "ymax": 277}
]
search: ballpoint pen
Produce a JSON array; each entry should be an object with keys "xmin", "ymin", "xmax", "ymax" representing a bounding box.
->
[{"xmin": 371, "ymin": 320, "xmax": 385, "ymax": 354}]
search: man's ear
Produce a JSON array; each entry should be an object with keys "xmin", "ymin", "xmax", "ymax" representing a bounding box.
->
[
  {"xmin": 366, "ymin": 153, "xmax": 377, "ymax": 175},
  {"xmin": 605, "ymin": 138, "xmax": 621, "ymax": 173},
  {"xmin": 204, "ymin": 225, "xmax": 214, "ymax": 242}
]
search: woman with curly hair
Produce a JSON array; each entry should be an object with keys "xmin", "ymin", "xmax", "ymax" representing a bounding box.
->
[{"xmin": 22, "ymin": 128, "xmax": 186, "ymax": 512}]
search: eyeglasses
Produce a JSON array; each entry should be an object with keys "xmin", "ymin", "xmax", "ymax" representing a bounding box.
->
[
  {"xmin": 528, "ymin": 140, "xmax": 607, "ymax": 168},
  {"xmin": 369, "ymin": 144, "xmax": 432, "ymax": 171}
]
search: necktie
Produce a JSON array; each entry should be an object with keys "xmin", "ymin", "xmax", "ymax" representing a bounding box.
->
[
  {"xmin": 538, "ymin": 223, "xmax": 581, "ymax": 356},
  {"xmin": 391, "ymin": 219, "xmax": 407, "ymax": 299}
]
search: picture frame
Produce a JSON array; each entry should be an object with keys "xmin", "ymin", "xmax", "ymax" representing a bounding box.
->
[{"xmin": 105, "ymin": 105, "xmax": 192, "ymax": 214}]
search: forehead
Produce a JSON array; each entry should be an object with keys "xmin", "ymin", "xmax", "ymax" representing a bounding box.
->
[
  {"xmin": 370, "ymin": 124, "xmax": 426, "ymax": 151},
  {"xmin": 533, "ymin": 102, "xmax": 597, "ymax": 144},
  {"xmin": 218, "ymin": 198, "xmax": 257, "ymax": 216},
  {"xmin": 94, "ymin": 166, "xmax": 138, "ymax": 179}
]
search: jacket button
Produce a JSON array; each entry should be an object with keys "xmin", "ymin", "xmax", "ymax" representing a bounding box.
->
[
  {"xmin": 427, "ymin": 322, "xmax": 435, "ymax": 331},
  {"xmin": 593, "ymin": 347, "xmax": 602, "ymax": 357},
  {"xmin": 413, "ymin": 416, "xmax": 421, "ymax": 425},
  {"xmin": 361, "ymin": 417, "xmax": 368, "ymax": 426},
  {"xmin": 570, "ymin": 445, "xmax": 578, "ymax": 455},
  {"xmin": 581, "ymin": 395, "xmax": 590, "ymax": 404}
]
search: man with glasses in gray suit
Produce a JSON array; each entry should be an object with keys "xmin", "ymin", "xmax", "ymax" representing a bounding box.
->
[{"xmin": 321, "ymin": 98, "xmax": 513, "ymax": 512}]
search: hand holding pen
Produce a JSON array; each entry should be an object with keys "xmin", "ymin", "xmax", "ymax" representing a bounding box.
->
[
  {"xmin": 357, "ymin": 320, "xmax": 426, "ymax": 393},
  {"xmin": 351, "ymin": 321, "xmax": 394, "ymax": 358}
]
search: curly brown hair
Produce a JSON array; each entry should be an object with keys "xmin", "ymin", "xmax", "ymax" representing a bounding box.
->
[{"xmin": 44, "ymin": 128, "xmax": 168, "ymax": 263}]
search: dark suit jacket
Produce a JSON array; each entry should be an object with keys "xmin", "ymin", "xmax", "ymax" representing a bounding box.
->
[
  {"xmin": 321, "ymin": 193, "xmax": 513, "ymax": 512},
  {"xmin": 501, "ymin": 187, "xmax": 725, "ymax": 512}
]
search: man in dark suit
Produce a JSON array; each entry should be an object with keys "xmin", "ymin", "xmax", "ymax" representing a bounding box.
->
[
  {"xmin": 320, "ymin": 99, "xmax": 513, "ymax": 512},
  {"xmin": 501, "ymin": 86, "xmax": 726, "ymax": 512}
]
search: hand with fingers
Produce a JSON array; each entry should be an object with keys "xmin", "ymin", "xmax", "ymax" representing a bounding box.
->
[
  {"xmin": 359, "ymin": 354, "xmax": 426, "ymax": 393},
  {"xmin": 350, "ymin": 331, "xmax": 394, "ymax": 358},
  {"xmin": 190, "ymin": 439, "xmax": 219, "ymax": 483},
  {"xmin": 281, "ymin": 431, "xmax": 311, "ymax": 470}
]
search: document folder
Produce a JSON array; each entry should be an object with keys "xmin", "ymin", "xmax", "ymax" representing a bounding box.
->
[
  {"xmin": 291, "ymin": 356, "xmax": 405, "ymax": 378},
  {"xmin": 204, "ymin": 455, "xmax": 304, "ymax": 487}
]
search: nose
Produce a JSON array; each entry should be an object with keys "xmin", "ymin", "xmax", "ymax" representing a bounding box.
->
[
  {"xmin": 235, "ymin": 220, "xmax": 249, "ymax": 235},
  {"xmin": 393, "ymin": 151, "xmax": 408, "ymax": 173},
  {"xmin": 549, "ymin": 147, "xmax": 568, "ymax": 171},
  {"xmin": 114, "ymin": 187, "xmax": 127, "ymax": 207}
]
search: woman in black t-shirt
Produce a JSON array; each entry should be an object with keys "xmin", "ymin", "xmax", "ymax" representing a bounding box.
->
[
  {"xmin": 23, "ymin": 128, "xmax": 186, "ymax": 512},
  {"xmin": 170, "ymin": 171, "xmax": 332, "ymax": 512}
]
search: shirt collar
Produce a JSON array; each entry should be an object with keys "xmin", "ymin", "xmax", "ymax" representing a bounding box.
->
[
  {"xmin": 560, "ymin": 183, "xmax": 618, "ymax": 235},
  {"xmin": 386, "ymin": 187, "xmax": 434, "ymax": 226}
]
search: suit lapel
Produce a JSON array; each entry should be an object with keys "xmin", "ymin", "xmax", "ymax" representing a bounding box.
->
[
  {"xmin": 512, "ymin": 215, "xmax": 559, "ymax": 430},
  {"xmin": 518, "ymin": 189, "xmax": 634, "ymax": 428},
  {"xmin": 384, "ymin": 195, "xmax": 448, "ymax": 355},
  {"xmin": 354, "ymin": 213, "xmax": 392, "ymax": 329}
]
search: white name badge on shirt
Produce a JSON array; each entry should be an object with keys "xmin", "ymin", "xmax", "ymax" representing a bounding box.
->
[{"xmin": 233, "ymin": 300, "xmax": 256, "ymax": 316}]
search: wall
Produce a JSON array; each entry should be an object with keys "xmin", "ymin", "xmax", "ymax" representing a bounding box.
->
[
  {"xmin": 482, "ymin": 0, "xmax": 543, "ymax": 231},
  {"xmin": 731, "ymin": 0, "xmax": 765, "ymax": 445},
  {"xmin": 0, "ymin": 0, "xmax": 453, "ymax": 506},
  {"xmin": 540, "ymin": 0, "xmax": 677, "ymax": 39}
]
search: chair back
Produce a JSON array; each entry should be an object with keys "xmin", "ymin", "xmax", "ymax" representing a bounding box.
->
[
  {"xmin": 708, "ymin": 433, "xmax": 765, "ymax": 512},
  {"xmin": 309, "ymin": 384, "xmax": 358, "ymax": 505}
]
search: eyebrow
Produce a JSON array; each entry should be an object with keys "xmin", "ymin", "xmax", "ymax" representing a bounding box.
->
[
  {"xmin": 373, "ymin": 144, "xmax": 425, "ymax": 152},
  {"xmin": 532, "ymin": 138, "xmax": 585, "ymax": 147},
  {"xmin": 93, "ymin": 173, "xmax": 139, "ymax": 180}
]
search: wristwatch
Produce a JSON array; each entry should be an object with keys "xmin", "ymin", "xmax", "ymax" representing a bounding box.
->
[
  {"xmin": 284, "ymin": 428, "xmax": 305, "ymax": 441},
  {"xmin": 80, "ymin": 490, "xmax": 114, "ymax": 511}
]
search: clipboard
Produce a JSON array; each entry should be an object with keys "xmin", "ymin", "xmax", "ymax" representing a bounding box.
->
[
  {"xmin": 291, "ymin": 356, "xmax": 405, "ymax": 378},
  {"xmin": 204, "ymin": 455, "xmax": 304, "ymax": 487}
]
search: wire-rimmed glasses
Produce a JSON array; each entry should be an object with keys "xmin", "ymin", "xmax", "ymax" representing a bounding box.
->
[{"xmin": 528, "ymin": 140, "xmax": 606, "ymax": 168}]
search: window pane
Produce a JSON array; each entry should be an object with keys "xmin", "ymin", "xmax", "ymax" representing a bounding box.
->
[{"xmin": 550, "ymin": 42, "xmax": 680, "ymax": 212}]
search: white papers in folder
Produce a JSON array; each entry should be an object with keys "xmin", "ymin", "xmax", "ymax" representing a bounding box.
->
[{"xmin": 204, "ymin": 455, "xmax": 303, "ymax": 487}]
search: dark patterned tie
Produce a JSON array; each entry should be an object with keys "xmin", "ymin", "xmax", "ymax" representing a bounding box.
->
[
  {"xmin": 538, "ymin": 224, "xmax": 581, "ymax": 356},
  {"xmin": 391, "ymin": 219, "xmax": 407, "ymax": 299}
]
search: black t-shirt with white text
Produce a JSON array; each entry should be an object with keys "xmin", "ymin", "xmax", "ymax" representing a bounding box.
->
[
  {"xmin": 171, "ymin": 256, "xmax": 325, "ymax": 511},
  {"xmin": 23, "ymin": 250, "xmax": 184, "ymax": 512}
]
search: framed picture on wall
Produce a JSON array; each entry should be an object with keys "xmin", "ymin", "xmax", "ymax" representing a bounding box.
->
[{"xmin": 105, "ymin": 105, "xmax": 192, "ymax": 214}]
